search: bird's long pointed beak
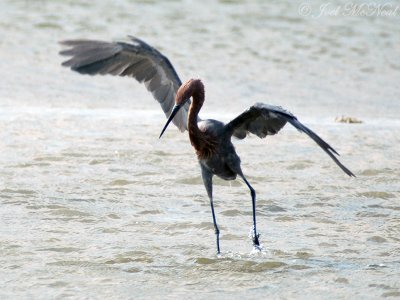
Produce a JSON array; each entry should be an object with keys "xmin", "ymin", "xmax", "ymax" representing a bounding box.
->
[{"xmin": 159, "ymin": 104, "xmax": 182, "ymax": 138}]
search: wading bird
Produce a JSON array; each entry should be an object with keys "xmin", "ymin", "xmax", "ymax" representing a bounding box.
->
[{"xmin": 61, "ymin": 36, "xmax": 355, "ymax": 254}]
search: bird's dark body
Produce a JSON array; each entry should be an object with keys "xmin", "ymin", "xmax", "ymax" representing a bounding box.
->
[
  {"xmin": 61, "ymin": 36, "xmax": 355, "ymax": 254},
  {"xmin": 197, "ymin": 119, "xmax": 239, "ymax": 181}
]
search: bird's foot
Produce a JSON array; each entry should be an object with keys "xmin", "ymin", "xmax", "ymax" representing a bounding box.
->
[
  {"xmin": 248, "ymin": 227, "xmax": 263, "ymax": 251},
  {"xmin": 251, "ymin": 234, "xmax": 263, "ymax": 253},
  {"xmin": 253, "ymin": 233, "xmax": 260, "ymax": 247}
]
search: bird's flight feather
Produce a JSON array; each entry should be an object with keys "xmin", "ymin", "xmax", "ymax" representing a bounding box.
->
[
  {"xmin": 226, "ymin": 102, "xmax": 355, "ymax": 177},
  {"xmin": 60, "ymin": 36, "xmax": 190, "ymax": 131}
]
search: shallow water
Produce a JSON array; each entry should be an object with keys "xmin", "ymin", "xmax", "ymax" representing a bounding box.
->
[{"xmin": 1, "ymin": 1, "xmax": 399, "ymax": 299}]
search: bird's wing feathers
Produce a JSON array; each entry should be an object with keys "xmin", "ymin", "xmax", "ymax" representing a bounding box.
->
[
  {"xmin": 226, "ymin": 103, "xmax": 355, "ymax": 177},
  {"xmin": 227, "ymin": 103, "xmax": 290, "ymax": 139},
  {"xmin": 60, "ymin": 36, "xmax": 189, "ymax": 131}
]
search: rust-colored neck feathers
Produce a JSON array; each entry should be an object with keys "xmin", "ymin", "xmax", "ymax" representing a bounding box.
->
[{"xmin": 176, "ymin": 79, "xmax": 217, "ymax": 159}]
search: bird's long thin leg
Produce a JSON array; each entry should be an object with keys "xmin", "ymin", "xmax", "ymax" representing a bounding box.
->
[
  {"xmin": 239, "ymin": 174, "xmax": 260, "ymax": 248},
  {"xmin": 201, "ymin": 165, "xmax": 220, "ymax": 254}
]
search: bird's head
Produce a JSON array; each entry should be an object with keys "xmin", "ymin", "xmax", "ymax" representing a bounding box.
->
[
  {"xmin": 175, "ymin": 78, "xmax": 203, "ymax": 105},
  {"xmin": 159, "ymin": 79, "xmax": 203, "ymax": 138}
]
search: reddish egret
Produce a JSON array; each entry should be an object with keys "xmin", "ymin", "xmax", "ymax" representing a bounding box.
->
[{"xmin": 60, "ymin": 36, "xmax": 355, "ymax": 254}]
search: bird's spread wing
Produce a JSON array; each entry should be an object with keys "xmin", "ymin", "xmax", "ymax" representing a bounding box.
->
[
  {"xmin": 60, "ymin": 36, "xmax": 190, "ymax": 131},
  {"xmin": 225, "ymin": 102, "xmax": 355, "ymax": 177}
]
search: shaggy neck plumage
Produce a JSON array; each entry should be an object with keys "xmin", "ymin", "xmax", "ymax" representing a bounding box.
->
[
  {"xmin": 186, "ymin": 81, "xmax": 205, "ymax": 153},
  {"xmin": 177, "ymin": 79, "xmax": 216, "ymax": 158}
]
